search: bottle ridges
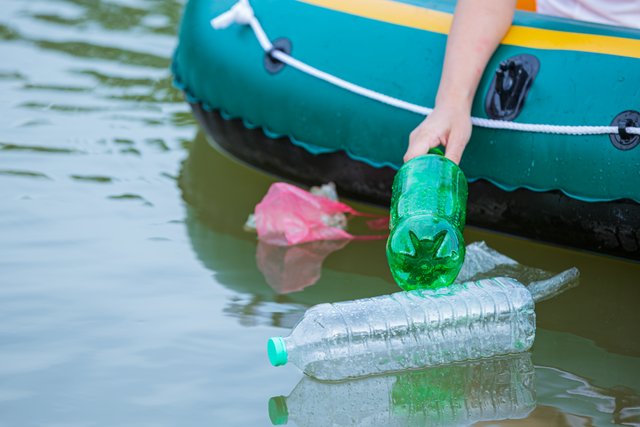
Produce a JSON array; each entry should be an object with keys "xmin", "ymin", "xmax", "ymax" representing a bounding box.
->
[{"xmin": 287, "ymin": 277, "xmax": 535, "ymax": 381}]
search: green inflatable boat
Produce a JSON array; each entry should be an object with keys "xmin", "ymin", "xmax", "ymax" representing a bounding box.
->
[{"xmin": 172, "ymin": 0, "xmax": 640, "ymax": 259}]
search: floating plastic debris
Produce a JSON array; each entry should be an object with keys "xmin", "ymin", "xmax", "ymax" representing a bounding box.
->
[
  {"xmin": 246, "ymin": 182, "xmax": 386, "ymax": 245},
  {"xmin": 267, "ymin": 270, "xmax": 578, "ymax": 380}
]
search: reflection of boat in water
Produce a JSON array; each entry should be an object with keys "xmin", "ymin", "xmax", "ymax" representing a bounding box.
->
[
  {"xmin": 179, "ymin": 132, "xmax": 397, "ymax": 327},
  {"xmin": 534, "ymin": 364, "xmax": 640, "ymax": 427},
  {"xmin": 532, "ymin": 328, "xmax": 640, "ymax": 426},
  {"xmin": 269, "ymin": 353, "xmax": 536, "ymax": 426}
]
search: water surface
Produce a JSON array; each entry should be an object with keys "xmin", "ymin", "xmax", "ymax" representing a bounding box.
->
[{"xmin": 1, "ymin": 1, "xmax": 639, "ymax": 426}]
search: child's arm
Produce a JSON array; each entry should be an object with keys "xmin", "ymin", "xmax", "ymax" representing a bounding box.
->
[{"xmin": 404, "ymin": 0, "xmax": 517, "ymax": 164}]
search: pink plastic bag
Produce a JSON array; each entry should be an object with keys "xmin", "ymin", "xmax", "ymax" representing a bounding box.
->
[{"xmin": 253, "ymin": 182, "xmax": 387, "ymax": 246}]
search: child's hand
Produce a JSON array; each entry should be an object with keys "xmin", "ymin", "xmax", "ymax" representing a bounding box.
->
[{"xmin": 404, "ymin": 105, "xmax": 472, "ymax": 165}]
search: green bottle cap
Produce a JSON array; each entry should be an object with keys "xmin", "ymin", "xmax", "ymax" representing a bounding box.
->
[
  {"xmin": 267, "ymin": 337, "xmax": 288, "ymax": 367},
  {"xmin": 268, "ymin": 396, "xmax": 289, "ymax": 425}
]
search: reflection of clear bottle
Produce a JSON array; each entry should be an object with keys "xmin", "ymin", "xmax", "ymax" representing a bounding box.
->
[
  {"xmin": 267, "ymin": 278, "xmax": 535, "ymax": 381},
  {"xmin": 268, "ymin": 353, "xmax": 536, "ymax": 426},
  {"xmin": 387, "ymin": 154, "xmax": 468, "ymax": 290}
]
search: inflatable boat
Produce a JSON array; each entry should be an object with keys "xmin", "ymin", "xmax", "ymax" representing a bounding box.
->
[{"xmin": 172, "ymin": 0, "xmax": 640, "ymax": 259}]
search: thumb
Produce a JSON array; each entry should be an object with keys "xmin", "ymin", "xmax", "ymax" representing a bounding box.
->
[{"xmin": 404, "ymin": 134, "xmax": 442, "ymax": 163}]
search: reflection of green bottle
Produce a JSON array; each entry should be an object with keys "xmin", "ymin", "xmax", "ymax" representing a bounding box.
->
[
  {"xmin": 267, "ymin": 353, "xmax": 535, "ymax": 427},
  {"xmin": 390, "ymin": 364, "xmax": 464, "ymax": 418},
  {"xmin": 387, "ymin": 154, "xmax": 468, "ymax": 290}
]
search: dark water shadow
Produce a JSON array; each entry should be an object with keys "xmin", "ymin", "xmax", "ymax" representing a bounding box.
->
[{"xmin": 179, "ymin": 132, "xmax": 398, "ymax": 327}]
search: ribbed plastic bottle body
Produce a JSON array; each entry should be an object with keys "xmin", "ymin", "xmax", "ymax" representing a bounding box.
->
[
  {"xmin": 387, "ymin": 155, "xmax": 468, "ymax": 290},
  {"xmin": 283, "ymin": 278, "xmax": 535, "ymax": 381},
  {"xmin": 271, "ymin": 353, "xmax": 535, "ymax": 427}
]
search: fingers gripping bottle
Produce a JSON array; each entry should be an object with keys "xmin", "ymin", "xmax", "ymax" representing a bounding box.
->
[{"xmin": 386, "ymin": 154, "xmax": 468, "ymax": 290}]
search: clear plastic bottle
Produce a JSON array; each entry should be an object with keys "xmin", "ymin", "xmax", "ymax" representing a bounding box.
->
[
  {"xmin": 386, "ymin": 154, "xmax": 468, "ymax": 291},
  {"xmin": 267, "ymin": 277, "xmax": 535, "ymax": 381},
  {"xmin": 268, "ymin": 353, "xmax": 535, "ymax": 426}
]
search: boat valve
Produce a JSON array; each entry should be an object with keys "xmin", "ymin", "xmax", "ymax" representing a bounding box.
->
[{"xmin": 485, "ymin": 54, "xmax": 540, "ymax": 121}]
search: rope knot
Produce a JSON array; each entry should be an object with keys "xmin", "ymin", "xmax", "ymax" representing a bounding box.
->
[{"xmin": 211, "ymin": 0, "xmax": 254, "ymax": 30}]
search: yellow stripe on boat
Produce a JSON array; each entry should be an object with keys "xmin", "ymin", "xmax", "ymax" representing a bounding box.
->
[{"xmin": 299, "ymin": 0, "xmax": 640, "ymax": 59}]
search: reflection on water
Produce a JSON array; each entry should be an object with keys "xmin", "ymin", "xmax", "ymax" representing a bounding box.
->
[
  {"xmin": 269, "ymin": 353, "xmax": 536, "ymax": 427},
  {"xmin": 180, "ymin": 132, "xmax": 398, "ymax": 329},
  {"xmin": 257, "ymin": 240, "xmax": 350, "ymax": 294},
  {"xmin": 2, "ymin": 0, "xmax": 640, "ymax": 425},
  {"xmin": 536, "ymin": 365, "xmax": 640, "ymax": 427},
  {"xmin": 4, "ymin": 0, "xmax": 184, "ymax": 163},
  {"xmin": 268, "ymin": 334, "xmax": 640, "ymax": 427}
]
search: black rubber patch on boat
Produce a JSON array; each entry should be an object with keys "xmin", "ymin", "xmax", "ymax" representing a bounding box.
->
[
  {"xmin": 485, "ymin": 54, "xmax": 540, "ymax": 121},
  {"xmin": 610, "ymin": 110, "xmax": 640, "ymax": 151},
  {"xmin": 265, "ymin": 38, "xmax": 292, "ymax": 75}
]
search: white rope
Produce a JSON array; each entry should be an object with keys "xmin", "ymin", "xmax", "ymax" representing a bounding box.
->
[
  {"xmin": 211, "ymin": 0, "xmax": 640, "ymax": 137},
  {"xmin": 271, "ymin": 50, "xmax": 434, "ymax": 116}
]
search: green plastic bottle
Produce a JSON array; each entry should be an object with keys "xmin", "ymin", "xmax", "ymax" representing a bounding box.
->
[{"xmin": 386, "ymin": 154, "xmax": 468, "ymax": 290}]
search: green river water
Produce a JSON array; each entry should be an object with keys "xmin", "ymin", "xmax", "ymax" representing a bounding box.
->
[{"xmin": 1, "ymin": 1, "xmax": 639, "ymax": 425}]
